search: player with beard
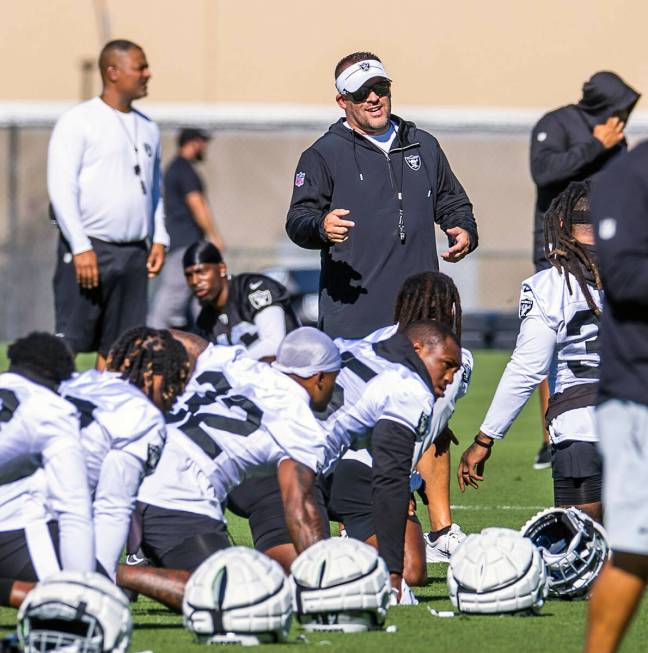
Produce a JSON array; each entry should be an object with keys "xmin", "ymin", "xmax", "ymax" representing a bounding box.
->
[
  {"xmin": 183, "ymin": 241, "xmax": 299, "ymax": 361},
  {"xmin": 458, "ymin": 181, "xmax": 604, "ymax": 522}
]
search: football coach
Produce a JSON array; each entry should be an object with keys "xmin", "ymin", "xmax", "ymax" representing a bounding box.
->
[{"xmin": 286, "ymin": 51, "xmax": 478, "ymax": 339}]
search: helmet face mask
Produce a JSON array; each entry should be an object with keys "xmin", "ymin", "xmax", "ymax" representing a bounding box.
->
[
  {"xmin": 183, "ymin": 547, "xmax": 292, "ymax": 645},
  {"xmin": 521, "ymin": 507, "xmax": 609, "ymax": 599},
  {"xmin": 290, "ymin": 538, "xmax": 392, "ymax": 632},
  {"xmin": 17, "ymin": 572, "xmax": 132, "ymax": 653}
]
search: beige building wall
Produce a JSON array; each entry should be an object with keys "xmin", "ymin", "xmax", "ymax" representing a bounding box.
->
[{"xmin": 1, "ymin": 0, "xmax": 646, "ymax": 108}]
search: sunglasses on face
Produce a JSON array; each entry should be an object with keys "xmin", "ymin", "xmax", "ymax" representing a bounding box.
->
[{"xmin": 344, "ymin": 81, "xmax": 391, "ymax": 103}]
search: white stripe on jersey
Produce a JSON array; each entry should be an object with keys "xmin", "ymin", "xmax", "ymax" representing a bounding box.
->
[
  {"xmin": 320, "ymin": 335, "xmax": 435, "ymax": 475},
  {"xmin": 481, "ymin": 267, "xmax": 603, "ymax": 443},
  {"xmin": 342, "ymin": 325, "xmax": 473, "ymax": 470},
  {"xmin": 138, "ymin": 346, "xmax": 328, "ymax": 519}
]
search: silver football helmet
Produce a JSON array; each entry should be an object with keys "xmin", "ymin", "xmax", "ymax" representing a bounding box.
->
[
  {"xmin": 521, "ymin": 507, "xmax": 609, "ymax": 598},
  {"xmin": 290, "ymin": 538, "xmax": 392, "ymax": 632},
  {"xmin": 17, "ymin": 571, "xmax": 132, "ymax": 653},
  {"xmin": 183, "ymin": 547, "xmax": 292, "ymax": 645},
  {"xmin": 448, "ymin": 527, "xmax": 548, "ymax": 614}
]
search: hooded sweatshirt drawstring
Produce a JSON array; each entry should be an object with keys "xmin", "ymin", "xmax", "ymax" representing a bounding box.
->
[{"xmin": 352, "ymin": 131, "xmax": 364, "ymax": 181}]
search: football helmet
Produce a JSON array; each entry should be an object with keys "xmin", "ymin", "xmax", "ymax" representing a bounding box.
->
[
  {"xmin": 183, "ymin": 547, "xmax": 292, "ymax": 645},
  {"xmin": 17, "ymin": 571, "xmax": 132, "ymax": 653},
  {"xmin": 448, "ymin": 527, "xmax": 548, "ymax": 614},
  {"xmin": 290, "ymin": 537, "xmax": 391, "ymax": 632},
  {"xmin": 521, "ymin": 507, "xmax": 609, "ymax": 598}
]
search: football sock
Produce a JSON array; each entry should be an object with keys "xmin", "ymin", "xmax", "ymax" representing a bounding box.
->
[{"xmin": 427, "ymin": 525, "xmax": 451, "ymax": 542}]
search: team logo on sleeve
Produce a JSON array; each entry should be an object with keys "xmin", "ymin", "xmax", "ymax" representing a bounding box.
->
[
  {"xmin": 405, "ymin": 154, "xmax": 421, "ymax": 171},
  {"xmin": 295, "ymin": 171, "xmax": 306, "ymax": 187},
  {"xmin": 598, "ymin": 217, "xmax": 617, "ymax": 240},
  {"xmin": 145, "ymin": 443, "xmax": 162, "ymax": 475},
  {"xmin": 537, "ymin": 132, "xmax": 547, "ymax": 142},
  {"xmin": 519, "ymin": 298, "xmax": 534, "ymax": 318},
  {"xmin": 416, "ymin": 411, "xmax": 431, "ymax": 437},
  {"xmin": 249, "ymin": 289, "xmax": 273, "ymax": 310}
]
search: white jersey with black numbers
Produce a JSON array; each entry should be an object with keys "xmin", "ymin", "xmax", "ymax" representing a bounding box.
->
[
  {"xmin": 138, "ymin": 350, "xmax": 328, "ymax": 521},
  {"xmin": 341, "ymin": 325, "xmax": 472, "ymax": 470},
  {"xmin": 60, "ymin": 370, "xmax": 166, "ymax": 578},
  {"xmin": 320, "ymin": 334, "xmax": 435, "ymax": 474},
  {"xmin": 0, "ymin": 372, "xmax": 94, "ymax": 574},
  {"xmin": 481, "ymin": 267, "xmax": 603, "ymax": 444}
]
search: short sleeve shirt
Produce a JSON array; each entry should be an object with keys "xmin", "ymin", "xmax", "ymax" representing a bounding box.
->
[{"xmin": 163, "ymin": 156, "xmax": 205, "ymax": 251}]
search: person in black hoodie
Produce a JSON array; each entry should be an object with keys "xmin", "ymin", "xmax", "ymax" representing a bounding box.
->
[
  {"xmin": 529, "ymin": 71, "xmax": 639, "ymax": 471},
  {"xmin": 286, "ymin": 52, "xmax": 477, "ymax": 339}
]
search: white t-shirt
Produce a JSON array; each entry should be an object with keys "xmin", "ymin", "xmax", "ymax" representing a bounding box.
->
[
  {"xmin": 343, "ymin": 120, "xmax": 398, "ymax": 155},
  {"xmin": 48, "ymin": 97, "xmax": 169, "ymax": 254},
  {"xmin": 60, "ymin": 370, "xmax": 166, "ymax": 578},
  {"xmin": 481, "ymin": 267, "xmax": 603, "ymax": 444},
  {"xmin": 0, "ymin": 373, "xmax": 94, "ymax": 573}
]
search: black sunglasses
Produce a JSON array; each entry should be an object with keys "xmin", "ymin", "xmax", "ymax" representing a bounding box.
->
[{"xmin": 344, "ymin": 81, "xmax": 391, "ymax": 103}]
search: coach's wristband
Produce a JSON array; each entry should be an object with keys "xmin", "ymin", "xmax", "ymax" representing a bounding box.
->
[{"xmin": 473, "ymin": 435, "xmax": 494, "ymax": 449}]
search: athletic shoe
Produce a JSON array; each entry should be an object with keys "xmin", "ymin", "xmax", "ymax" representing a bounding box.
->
[
  {"xmin": 425, "ymin": 523, "xmax": 466, "ymax": 563},
  {"xmin": 388, "ymin": 579, "xmax": 419, "ymax": 606},
  {"xmin": 533, "ymin": 442, "xmax": 552, "ymax": 470},
  {"xmin": 122, "ymin": 550, "xmax": 152, "ymax": 603}
]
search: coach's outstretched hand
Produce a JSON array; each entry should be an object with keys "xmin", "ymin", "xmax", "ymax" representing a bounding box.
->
[{"xmin": 457, "ymin": 434, "xmax": 493, "ymax": 491}]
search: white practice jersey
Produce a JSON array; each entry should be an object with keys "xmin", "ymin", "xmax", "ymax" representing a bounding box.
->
[
  {"xmin": 345, "ymin": 324, "xmax": 473, "ymax": 469},
  {"xmin": 60, "ymin": 370, "xmax": 166, "ymax": 577},
  {"xmin": 481, "ymin": 267, "xmax": 603, "ymax": 444},
  {"xmin": 138, "ymin": 344, "xmax": 328, "ymax": 520},
  {"xmin": 0, "ymin": 372, "xmax": 94, "ymax": 574},
  {"xmin": 319, "ymin": 334, "xmax": 435, "ymax": 475}
]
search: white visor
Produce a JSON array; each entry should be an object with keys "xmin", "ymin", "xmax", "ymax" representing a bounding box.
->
[
  {"xmin": 335, "ymin": 60, "xmax": 391, "ymax": 94},
  {"xmin": 272, "ymin": 327, "xmax": 341, "ymax": 378}
]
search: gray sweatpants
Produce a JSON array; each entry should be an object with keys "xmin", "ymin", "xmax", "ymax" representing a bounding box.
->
[{"xmin": 147, "ymin": 247, "xmax": 194, "ymax": 329}]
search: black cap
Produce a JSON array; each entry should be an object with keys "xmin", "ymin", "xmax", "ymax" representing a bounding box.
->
[{"xmin": 178, "ymin": 128, "xmax": 211, "ymax": 147}]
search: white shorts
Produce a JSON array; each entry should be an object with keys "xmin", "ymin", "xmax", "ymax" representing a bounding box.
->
[{"xmin": 597, "ymin": 399, "xmax": 648, "ymax": 555}]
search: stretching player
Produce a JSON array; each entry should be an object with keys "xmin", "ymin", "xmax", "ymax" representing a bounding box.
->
[
  {"xmin": 61, "ymin": 327, "xmax": 190, "ymax": 578},
  {"xmin": 458, "ymin": 181, "xmax": 604, "ymax": 521},
  {"xmin": 0, "ymin": 333, "xmax": 94, "ymax": 607},
  {"xmin": 321, "ymin": 320, "xmax": 461, "ymax": 599},
  {"xmin": 131, "ymin": 327, "xmax": 339, "ymax": 572},
  {"xmin": 361, "ymin": 272, "xmax": 471, "ymax": 564}
]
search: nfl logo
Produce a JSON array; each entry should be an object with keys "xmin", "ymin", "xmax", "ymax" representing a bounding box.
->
[{"xmin": 295, "ymin": 171, "xmax": 306, "ymax": 187}]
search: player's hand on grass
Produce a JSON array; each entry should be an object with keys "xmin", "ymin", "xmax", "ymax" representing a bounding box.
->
[
  {"xmin": 457, "ymin": 435, "xmax": 493, "ymax": 492},
  {"xmin": 593, "ymin": 116, "xmax": 625, "ymax": 149},
  {"xmin": 441, "ymin": 227, "xmax": 471, "ymax": 262},
  {"xmin": 389, "ymin": 573, "xmax": 402, "ymax": 604},
  {"xmin": 146, "ymin": 243, "xmax": 166, "ymax": 278},
  {"xmin": 73, "ymin": 249, "xmax": 99, "ymax": 289},
  {"xmin": 323, "ymin": 208, "xmax": 355, "ymax": 244}
]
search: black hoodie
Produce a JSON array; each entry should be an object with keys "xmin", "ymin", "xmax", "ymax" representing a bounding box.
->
[
  {"xmin": 286, "ymin": 115, "xmax": 477, "ymax": 339},
  {"xmin": 530, "ymin": 72, "xmax": 640, "ymax": 270}
]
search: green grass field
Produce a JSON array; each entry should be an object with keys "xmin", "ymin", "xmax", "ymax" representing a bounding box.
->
[{"xmin": 1, "ymin": 350, "xmax": 647, "ymax": 651}]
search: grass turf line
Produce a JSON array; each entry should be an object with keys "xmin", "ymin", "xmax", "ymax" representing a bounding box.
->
[{"xmin": 0, "ymin": 350, "xmax": 646, "ymax": 651}]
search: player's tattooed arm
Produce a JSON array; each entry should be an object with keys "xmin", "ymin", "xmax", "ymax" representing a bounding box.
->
[{"xmin": 278, "ymin": 458, "xmax": 326, "ymax": 553}]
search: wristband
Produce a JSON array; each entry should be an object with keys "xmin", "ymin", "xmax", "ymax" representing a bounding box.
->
[{"xmin": 473, "ymin": 435, "xmax": 494, "ymax": 449}]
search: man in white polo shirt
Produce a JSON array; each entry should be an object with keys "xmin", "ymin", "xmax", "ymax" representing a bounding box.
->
[{"xmin": 48, "ymin": 39, "xmax": 169, "ymax": 370}]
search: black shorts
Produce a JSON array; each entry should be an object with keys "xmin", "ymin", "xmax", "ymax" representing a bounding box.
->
[
  {"xmin": 552, "ymin": 440, "xmax": 602, "ymax": 505},
  {"xmin": 53, "ymin": 236, "xmax": 148, "ymax": 356},
  {"xmin": 227, "ymin": 475, "xmax": 330, "ymax": 551},
  {"xmin": 326, "ymin": 459, "xmax": 420, "ymax": 543},
  {"xmin": 0, "ymin": 522, "xmax": 59, "ymax": 581},
  {"xmin": 551, "ymin": 440, "xmax": 602, "ymax": 479},
  {"xmin": 140, "ymin": 503, "xmax": 229, "ymax": 572}
]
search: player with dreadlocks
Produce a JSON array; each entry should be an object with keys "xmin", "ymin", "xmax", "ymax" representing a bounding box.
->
[
  {"xmin": 58, "ymin": 326, "xmax": 191, "ymax": 579},
  {"xmin": 458, "ymin": 180, "xmax": 605, "ymax": 522}
]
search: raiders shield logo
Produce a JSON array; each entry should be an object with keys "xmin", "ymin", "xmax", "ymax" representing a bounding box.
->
[
  {"xmin": 405, "ymin": 154, "xmax": 421, "ymax": 171},
  {"xmin": 519, "ymin": 298, "xmax": 534, "ymax": 318},
  {"xmin": 145, "ymin": 443, "xmax": 162, "ymax": 475},
  {"xmin": 249, "ymin": 289, "xmax": 272, "ymax": 310},
  {"xmin": 416, "ymin": 411, "xmax": 431, "ymax": 437},
  {"xmin": 359, "ymin": 62, "xmax": 370, "ymax": 71}
]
